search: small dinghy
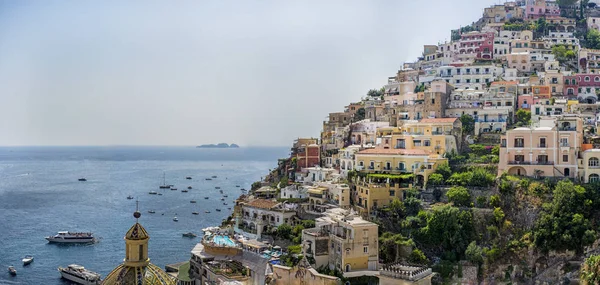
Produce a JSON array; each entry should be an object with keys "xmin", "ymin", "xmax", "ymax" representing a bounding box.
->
[
  {"xmin": 8, "ymin": 266, "xmax": 16, "ymax": 276},
  {"xmin": 182, "ymin": 232, "xmax": 197, "ymax": 238},
  {"xmin": 173, "ymin": 217, "xmax": 178, "ymax": 222}
]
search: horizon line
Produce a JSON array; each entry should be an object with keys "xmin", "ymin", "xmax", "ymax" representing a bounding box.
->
[{"xmin": 0, "ymin": 144, "xmax": 291, "ymax": 148}]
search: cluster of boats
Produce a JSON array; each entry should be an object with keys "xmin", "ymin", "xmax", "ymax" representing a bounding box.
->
[{"xmin": 7, "ymin": 255, "xmax": 33, "ymax": 276}]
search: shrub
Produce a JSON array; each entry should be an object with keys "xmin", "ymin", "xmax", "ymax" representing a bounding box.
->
[
  {"xmin": 447, "ymin": 186, "xmax": 472, "ymax": 207},
  {"xmin": 428, "ymin": 173, "xmax": 445, "ymax": 186}
]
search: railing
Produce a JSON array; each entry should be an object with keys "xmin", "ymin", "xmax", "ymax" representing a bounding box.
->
[
  {"xmin": 474, "ymin": 118, "xmax": 507, "ymax": 123},
  {"xmin": 368, "ymin": 166, "xmax": 374, "ymax": 170},
  {"xmin": 514, "ymin": 144, "xmax": 524, "ymax": 148},
  {"xmin": 509, "ymin": 161, "xmax": 554, "ymax": 165},
  {"xmin": 538, "ymin": 144, "xmax": 547, "ymax": 148},
  {"xmin": 589, "ymin": 165, "xmax": 600, "ymax": 169},
  {"xmin": 560, "ymin": 143, "xmax": 570, "ymax": 147},
  {"xmin": 559, "ymin": 127, "xmax": 577, "ymax": 131}
]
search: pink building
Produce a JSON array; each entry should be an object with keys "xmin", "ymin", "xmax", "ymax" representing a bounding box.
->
[
  {"xmin": 525, "ymin": 0, "xmax": 560, "ymax": 20},
  {"xmin": 563, "ymin": 74, "xmax": 600, "ymax": 103},
  {"xmin": 517, "ymin": 94, "xmax": 544, "ymax": 110},
  {"xmin": 498, "ymin": 116, "xmax": 582, "ymax": 178},
  {"xmin": 459, "ymin": 31, "xmax": 495, "ymax": 60}
]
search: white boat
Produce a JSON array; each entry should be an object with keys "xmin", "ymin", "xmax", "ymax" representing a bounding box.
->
[
  {"xmin": 8, "ymin": 266, "xmax": 16, "ymax": 276},
  {"xmin": 173, "ymin": 217, "xmax": 178, "ymax": 222},
  {"xmin": 22, "ymin": 255, "xmax": 34, "ymax": 266},
  {"xmin": 46, "ymin": 231, "xmax": 96, "ymax": 244},
  {"xmin": 149, "ymin": 191, "xmax": 158, "ymax": 195},
  {"xmin": 58, "ymin": 264, "xmax": 101, "ymax": 285}
]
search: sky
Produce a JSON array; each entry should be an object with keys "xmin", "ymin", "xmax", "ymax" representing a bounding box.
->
[{"xmin": 0, "ymin": 0, "xmax": 500, "ymax": 147}]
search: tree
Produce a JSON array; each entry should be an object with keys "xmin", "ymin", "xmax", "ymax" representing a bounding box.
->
[
  {"xmin": 534, "ymin": 181, "xmax": 597, "ymax": 253},
  {"xmin": 460, "ymin": 114, "xmax": 474, "ymax": 135},
  {"xmin": 367, "ymin": 89, "xmax": 383, "ymax": 97},
  {"xmin": 353, "ymin": 108, "xmax": 366, "ymax": 121},
  {"xmin": 556, "ymin": 0, "xmax": 577, "ymax": 7},
  {"xmin": 428, "ymin": 173, "xmax": 445, "ymax": 186},
  {"xmin": 516, "ymin": 109, "xmax": 531, "ymax": 126},
  {"xmin": 581, "ymin": 255, "xmax": 600, "ymax": 285},
  {"xmin": 587, "ymin": 29, "xmax": 600, "ymax": 50},
  {"xmin": 408, "ymin": 249, "xmax": 429, "ymax": 264},
  {"xmin": 276, "ymin": 224, "xmax": 292, "ymax": 240},
  {"xmin": 465, "ymin": 241, "xmax": 484, "ymax": 265},
  {"xmin": 447, "ymin": 186, "xmax": 472, "ymax": 207},
  {"xmin": 435, "ymin": 163, "xmax": 452, "ymax": 180},
  {"xmin": 419, "ymin": 204, "xmax": 475, "ymax": 258},
  {"xmin": 389, "ymin": 198, "xmax": 405, "ymax": 217},
  {"xmin": 379, "ymin": 232, "xmax": 414, "ymax": 262}
]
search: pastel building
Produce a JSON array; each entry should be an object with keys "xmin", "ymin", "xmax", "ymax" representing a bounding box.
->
[
  {"xmin": 579, "ymin": 48, "xmax": 600, "ymax": 74},
  {"xmin": 458, "ymin": 31, "xmax": 495, "ymax": 60},
  {"xmin": 445, "ymin": 88, "xmax": 516, "ymax": 134},
  {"xmin": 579, "ymin": 149, "xmax": 600, "ymax": 183},
  {"xmin": 563, "ymin": 74, "xmax": 600, "ymax": 103},
  {"xmin": 498, "ymin": 116, "xmax": 583, "ymax": 178},
  {"xmin": 302, "ymin": 208, "xmax": 379, "ymax": 272},
  {"xmin": 524, "ymin": 0, "xmax": 560, "ymax": 19},
  {"xmin": 339, "ymin": 145, "xmax": 361, "ymax": 177},
  {"xmin": 353, "ymin": 176, "xmax": 414, "ymax": 217}
]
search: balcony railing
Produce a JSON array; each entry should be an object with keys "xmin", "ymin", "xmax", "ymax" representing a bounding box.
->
[
  {"xmin": 508, "ymin": 160, "xmax": 554, "ymax": 165},
  {"xmin": 514, "ymin": 144, "xmax": 524, "ymax": 148},
  {"xmin": 538, "ymin": 144, "xmax": 547, "ymax": 148},
  {"xmin": 559, "ymin": 127, "xmax": 577, "ymax": 131},
  {"xmin": 560, "ymin": 143, "xmax": 570, "ymax": 147}
]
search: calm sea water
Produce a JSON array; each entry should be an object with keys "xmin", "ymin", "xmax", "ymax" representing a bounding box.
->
[{"xmin": 0, "ymin": 146, "xmax": 288, "ymax": 285}]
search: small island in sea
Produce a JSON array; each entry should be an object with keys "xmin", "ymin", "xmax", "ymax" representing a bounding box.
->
[{"xmin": 196, "ymin": 143, "xmax": 240, "ymax": 149}]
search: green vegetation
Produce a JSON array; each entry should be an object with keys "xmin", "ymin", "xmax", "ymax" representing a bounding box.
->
[
  {"xmin": 515, "ymin": 109, "xmax": 531, "ymax": 127},
  {"xmin": 582, "ymin": 255, "xmax": 600, "ymax": 285},
  {"xmin": 586, "ymin": 29, "xmax": 600, "ymax": 50},
  {"xmin": 446, "ymin": 186, "xmax": 472, "ymax": 207},
  {"xmin": 446, "ymin": 167, "xmax": 496, "ymax": 187},
  {"xmin": 459, "ymin": 114, "xmax": 475, "ymax": 135},
  {"xmin": 354, "ymin": 108, "xmax": 365, "ymax": 121},
  {"xmin": 551, "ymin": 45, "xmax": 577, "ymax": 64},
  {"xmin": 418, "ymin": 204, "xmax": 475, "ymax": 260},
  {"xmin": 367, "ymin": 88, "xmax": 384, "ymax": 97},
  {"xmin": 533, "ymin": 180, "xmax": 596, "ymax": 253}
]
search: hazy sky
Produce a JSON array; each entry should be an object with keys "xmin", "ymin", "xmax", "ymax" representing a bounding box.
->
[{"xmin": 0, "ymin": 0, "xmax": 499, "ymax": 146}]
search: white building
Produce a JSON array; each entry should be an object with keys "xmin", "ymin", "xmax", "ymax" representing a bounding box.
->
[
  {"xmin": 436, "ymin": 64, "xmax": 503, "ymax": 89},
  {"xmin": 295, "ymin": 166, "xmax": 339, "ymax": 184},
  {"xmin": 280, "ymin": 184, "xmax": 308, "ymax": 200},
  {"xmin": 339, "ymin": 145, "xmax": 361, "ymax": 177},
  {"xmin": 239, "ymin": 199, "xmax": 298, "ymax": 238}
]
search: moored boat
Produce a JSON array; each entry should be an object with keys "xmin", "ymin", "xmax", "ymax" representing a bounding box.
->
[
  {"xmin": 148, "ymin": 210, "xmax": 155, "ymax": 214},
  {"xmin": 159, "ymin": 172, "xmax": 171, "ymax": 189},
  {"xmin": 236, "ymin": 185, "xmax": 240, "ymax": 187},
  {"xmin": 182, "ymin": 232, "xmax": 197, "ymax": 238},
  {"xmin": 190, "ymin": 200, "xmax": 196, "ymax": 203},
  {"xmin": 46, "ymin": 231, "xmax": 95, "ymax": 244},
  {"xmin": 223, "ymin": 194, "xmax": 228, "ymax": 197},
  {"xmin": 187, "ymin": 186, "xmax": 192, "ymax": 189},
  {"xmin": 215, "ymin": 187, "xmax": 221, "ymax": 189},
  {"xmin": 211, "ymin": 176, "xmax": 217, "ymax": 178},
  {"xmin": 186, "ymin": 176, "xmax": 192, "ymax": 180},
  {"xmin": 127, "ymin": 195, "xmax": 134, "ymax": 200},
  {"xmin": 215, "ymin": 208, "xmax": 221, "ymax": 212},
  {"xmin": 149, "ymin": 191, "xmax": 158, "ymax": 195},
  {"xmin": 205, "ymin": 178, "xmax": 212, "ymax": 181},
  {"xmin": 204, "ymin": 197, "xmax": 209, "ymax": 199},
  {"xmin": 181, "ymin": 189, "xmax": 188, "ymax": 193},
  {"xmin": 78, "ymin": 178, "xmax": 87, "ymax": 182},
  {"xmin": 173, "ymin": 217, "xmax": 178, "ymax": 222},
  {"xmin": 223, "ymin": 202, "xmax": 228, "ymax": 205},
  {"xmin": 8, "ymin": 266, "xmax": 16, "ymax": 276},
  {"xmin": 58, "ymin": 264, "xmax": 101, "ymax": 285},
  {"xmin": 22, "ymin": 255, "xmax": 34, "ymax": 266},
  {"xmin": 170, "ymin": 187, "xmax": 177, "ymax": 191},
  {"xmin": 192, "ymin": 212, "xmax": 199, "ymax": 215},
  {"xmin": 205, "ymin": 210, "xmax": 211, "ymax": 213}
]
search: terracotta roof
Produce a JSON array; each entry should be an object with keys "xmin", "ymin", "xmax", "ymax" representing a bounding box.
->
[
  {"xmin": 418, "ymin": 118, "xmax": 458, "ymax": 123},
  {"xmin": 246, "ymin": 199, "xmax": 279, "ymax": 210},
  {"xmin": 357, "ymin": 148, "xmax": 428, "ymax": 156},
  {"xmin": 491, "ymin": 81, "xmax": 519, "ymax": 86}
]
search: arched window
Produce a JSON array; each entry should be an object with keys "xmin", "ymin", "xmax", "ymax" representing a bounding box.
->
[
  {"xmin": 590, "ymin": 174, "xmax": 600, "ymax": 183},
  {"xmin": 589, "ymin": 157, "xmax": 600, "ymax": 167},
  {"xmin": 572, "ymin": 79, "xmax": 577, "ymax": 85},
  {"xmin": 595, "ymin": 77, "xmax": 600, "ymax": 82},
  {"xmin": 585, "ymin": 76, "xmax": 591, "ymax": 82}
]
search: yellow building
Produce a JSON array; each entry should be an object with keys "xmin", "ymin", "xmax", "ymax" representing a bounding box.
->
[
  {"xmin": 302, "ymin": 208, "xmax": 378, "ymax": 273},
  {"xmin": 579, "ymin": 149, "xmax": 600, "ymax": 183},
  {"xmin": 354, "ymin": 148, "xmax": 447, "ymax": 187},
  {"xmin": 103, "ymin": 208, "xmax": 176, "ymax": 285},
  {"xmin": 377, "ymin": 118, "xmax": 461, "ymax": 155},
  {"xmin": 354, "ymin": 176, "xmax": 413, "ymax": 217}
]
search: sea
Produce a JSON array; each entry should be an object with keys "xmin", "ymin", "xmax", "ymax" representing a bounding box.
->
[{"xmin": 0, "ymin": 146, "xmax": 288, "ymax": 285}]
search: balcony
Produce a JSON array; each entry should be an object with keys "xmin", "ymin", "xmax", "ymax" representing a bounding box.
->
[
  {"xmin": 558, "ymin": 127, "xmax": 577, "ymax": 131},
  {"xmin": 560, "ymin": 143, "xmax": 570, "ymax": 147},
  {"xmin": 537, "ymin": 144, "xmax": 547, "ymax": 148},
  {"xmin": 509, "ymin": 161, "xmax": 554, "ymax": 165},
  {"xmin": 395, "ymin": 145, "xmax": 406, "ymax": 149},
  {"xmin": 522, "ymin": 104, "xmax": 530, "ymax": 109},
  {"xmin": 514, "ymin": 144, "xmax": 524, "ymax": 148}
]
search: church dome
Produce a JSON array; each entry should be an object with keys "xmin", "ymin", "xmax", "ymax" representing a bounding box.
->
[
  {"xmin": 102, "ymin": 263, "xmax": 175, "ymax": 285},
  {"xmin": 102, "ymin": 209, "xmax": 175, "ymax": 285}
]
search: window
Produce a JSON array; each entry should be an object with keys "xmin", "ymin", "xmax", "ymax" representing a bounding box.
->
[
  {"xmin": 515, "ymin": 155, "xmax": 525, "ymax": 162},
  {"xmin": 514, "ymin": 138, "xmax": 524, "ymax": 148},
  {"xmin": 563, "ymin": 155, "xmax": 569, "ymax": 162},
  {"xmin": 585, "ymin": 76, "xmax": 591, "ymax": 82},
  {"xmin": 590, "ymin": 157, "xmax": 600, "ymax": 167},
  {"xmin": 389, "ymin": 190, "xmax": 395, "ymax": 196},
  {"xmin": 363, "ymin": 246, "xmax": 368, "ymax": 253},
  {"xmin": 139, "ymin": 245, "xmax": 144, "ymax": 261},
  {"xmin": 591, "ymin": 174, "xmax": 600, "ymax": 183},
  {"xmin": 398, "ymin": 162, "xmax": 405, "ymax": 170},
  {"xmin": 539, "ymin": 138, "xmax": 546, "ymax": 148},
  {"xmin": 538, "ymin": 155, "xmax": 548, "ymax": 164},
  {"xmin": 560, "ymin": 137, "xmax": 569, "ymax": 147},
  {"xmin": 424, "ymin": 140, "xmax": 431, "ymax": 146}
]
